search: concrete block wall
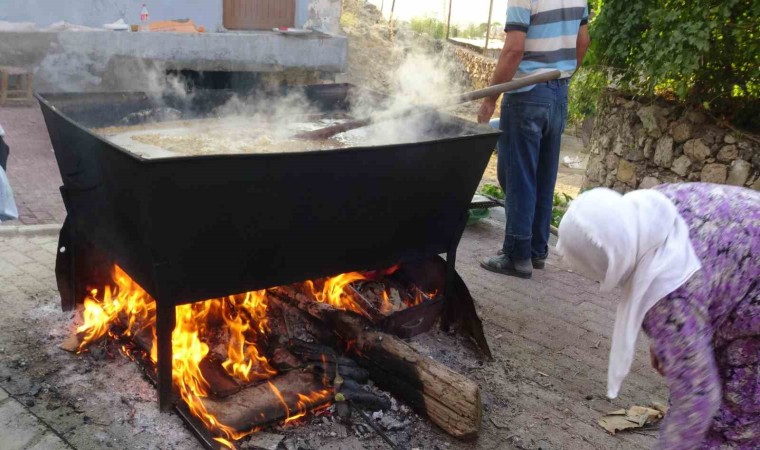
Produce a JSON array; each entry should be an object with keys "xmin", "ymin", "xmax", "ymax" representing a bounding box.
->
[
  {"xmin": 0, "ymin": 0, "xmax": 342, "ymax": 34},
  {"xmin": 0, "ymin": 0, "xmax": 346, "ymax": 92}
]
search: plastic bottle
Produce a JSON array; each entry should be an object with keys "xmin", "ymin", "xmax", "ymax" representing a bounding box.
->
[{"xmin": 140, "ymin": 4, "xmax": 149, "ymax": 32}]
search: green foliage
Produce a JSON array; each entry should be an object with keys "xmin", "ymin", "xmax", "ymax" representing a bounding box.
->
[
  {"xmin": 406, "ymin": 17, "xmax": 502, "ymax": 40},
  {"xmin": 568, "ymin": 67, "xmax": 607, "ymax": 128},
  {"xmin": 592, "ymin": 0, "xmax": 760, "ymax": 129},
  {"xmin": 481, "ymin": 184, "xmax": 505, "ymax": 200},
  {"xmin": 409, "ymin": 17, "xmax": 447, "ymax": 39},
  {"xmin": 552, "ymin": 193, "xmax": 574, "ymax": 228},
  {"xmin": 480, "ymin": 184, "xmax": 572, "ymax": 228}
]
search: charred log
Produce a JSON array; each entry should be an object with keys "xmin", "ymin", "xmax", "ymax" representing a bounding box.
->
[
  {"xmin": 311, "ymin": 362, "xmax": 370, "ymax": 384},
  {"xmin": 339, "ymin": 388, "xmax": 391, "ymax": 411},
  {"xmin": 271, "ymin": 287, "xmax": 482, "ymax": 440}
]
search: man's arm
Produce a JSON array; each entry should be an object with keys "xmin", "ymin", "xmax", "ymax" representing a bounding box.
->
[
  {"xmin": 477, "ymin": 31, "xmax": 526, "ymax": 123},
  {"xmin": 576, "ymin": 24, "xmax": 590, "ymax": 68},
  {"xmin": 490, "ymin": 32, "xmax": 527, "ymax": 97}
]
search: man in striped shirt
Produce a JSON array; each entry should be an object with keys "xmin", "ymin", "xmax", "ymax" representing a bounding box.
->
[{"xmin": 478, "ymin": 0, "xmax": 590, "ymax": 279}]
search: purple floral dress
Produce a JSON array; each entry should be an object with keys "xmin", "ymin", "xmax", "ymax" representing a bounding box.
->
[{"xmin": 642, "ymin": 183, "xmax": 759, "ymax": 450}]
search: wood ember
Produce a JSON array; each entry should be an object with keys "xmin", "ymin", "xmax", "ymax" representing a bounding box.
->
[
  {"xmin": 271, "ymin": 286, "xmax": 483, "ymax": 440},
  {"xmin": 338, "ymin": 378, "xmax": 392, "ymax": 411},
  {"xmin": 287, "ymin": 341, "xmax": 359, "ymax": 368},
  {"xmin": 126, "ymin": 323, "xmax": 267, "ymax": 399},
  {"xmin": 59, "ymin": 333, "xmax": 82, "ymax": 353},
  {"xmin": 267, "ymin": 297, "xmax": 335, "ymax": 344},
  {"xmin": 347, "ymin": 280, "xmax": 417, "ymax": 321},
  {"xmin": 199, "ymin": 357, "xmax": 242, "ymax": 398},
  {"xmin": 312, "ymin": 362, "xmax": 370, "ymax": 384},
  {"xmin": 202, "ymin": 371, "xmax": 330, "ymax": 433},
  {"xmin": 344, "ymin": 284, "xmax": 385, "ymax": 322},
  {"xmin": 271, "ymin": 348, "xmax": 302, "ymax": 371}
]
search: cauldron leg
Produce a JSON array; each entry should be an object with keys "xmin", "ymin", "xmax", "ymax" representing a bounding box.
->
[
  {"xmin": 441, "ymin": 212, "xmax": 468, "ymax": 332},
  {"xmin": 55, "ymin": 217, "xmax": 76, "ymax": 312},
  {"xmin": 156, "ymin": 302, "xmax": 175, "ymax": 411}
]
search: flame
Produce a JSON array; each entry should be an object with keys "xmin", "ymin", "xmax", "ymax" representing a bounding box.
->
[
  {"xmin": 302, "ymin": 270, "xmax": 436, "ymax": 320},
  {"xmin": 304, "ymin": 272, "xmax": 367, "ymax": 314},
  {"xmin": 408, "ymin": 287, "xmax": 437, "ymax": 308},
  {"xmin": 75, "ymin": 266, "xmax": 325, "ymax": 447},
  {"xmin": 268, "ymin": 382, "xmax": 332, "ymax": 425},
  {"xmin": 220, "ymin": 292, "xmax": 277, "ymax": 383},
  {"xmin": 77, "ymin": 266, "xmax": 157, "ymax": 358},
  {"xmin": 169, "ymin": 296, "xmax": 280, "ymax": 444},
  {"xmin": 74, "ymin": 264, "xmax": 430, "ymax": 447},
  {"xmin": 379, "ymin": 290, "xmax": 394, "ymax": 315}
]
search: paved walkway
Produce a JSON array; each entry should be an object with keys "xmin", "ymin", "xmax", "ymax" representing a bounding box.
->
[
  {"xmin": 0, "ymin": 103, "xmax": 665, "ymax": 450},
  {"xmin": 0, "ymin": 384, "xmax": 72, "ymax": 450},
  {"xmin": 0, "ymin": 220, "xmax": 668, "ymax": 450},
  {"xmin": 0, "ymin": 105, "xmax": 65, "ymax": 225}
]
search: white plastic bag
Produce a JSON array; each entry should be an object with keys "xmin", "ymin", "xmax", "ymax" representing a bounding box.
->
[{"xmin": 0, "ymin": 166, "xmax": 18, "ymax": 222}]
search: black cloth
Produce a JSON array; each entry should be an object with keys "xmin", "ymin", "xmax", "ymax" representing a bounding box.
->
[{"xmin": 0, "ymin": 136, "xmax": 8, "ymax": 171}]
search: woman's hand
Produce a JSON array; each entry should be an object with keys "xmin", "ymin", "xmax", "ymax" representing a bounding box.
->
[
  {"xmin": 650, "ymin": 345, "xmax": 664, "ymax": 376},
  {"xmin": 477, "ymin": 97, "xmax": 497, "ymax": 124}
]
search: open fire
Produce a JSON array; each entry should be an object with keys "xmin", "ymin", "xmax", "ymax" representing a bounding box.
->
[{"xmin": 74, "ymin": 264, "xmax": 435, "ymax": 448}]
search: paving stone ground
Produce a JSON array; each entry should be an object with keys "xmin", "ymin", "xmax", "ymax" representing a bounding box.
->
[
  {"xmin": 0, "ymin": 219, "xmax": 668, "ymax": 450},
  {"xmin": 0, "ymin": 386, "xmax": 73, "ymax": 450},
  {"xmin": 0, "ymin": 105, "xmax": 65, "ymax": 225}
]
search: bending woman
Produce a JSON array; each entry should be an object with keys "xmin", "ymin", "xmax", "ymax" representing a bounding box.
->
[{"xmin": 557, "ymin": 183, "xmax": 758, "ymax": 450}]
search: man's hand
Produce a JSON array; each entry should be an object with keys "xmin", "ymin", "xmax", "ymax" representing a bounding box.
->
[
  {"xmin": 478, "ymin": 98, "xmax": 497, "ymax": 124},
  {"xmin": 650, "ymin": 345, "xmax": 664, "ymax": 376}
]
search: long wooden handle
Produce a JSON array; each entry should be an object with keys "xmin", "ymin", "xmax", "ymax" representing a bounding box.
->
[
  {"xmin": 453, "ymin": 70, "xmax": 562, "ymax": 103},
  {"xmin": 295, "ymin": 70, "xmax": 562, "ymax": 140}
]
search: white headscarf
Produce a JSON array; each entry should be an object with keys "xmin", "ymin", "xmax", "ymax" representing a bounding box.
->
[{"xmin": 556, "ymin": 188, "xmax": 701, "ymax": 399}]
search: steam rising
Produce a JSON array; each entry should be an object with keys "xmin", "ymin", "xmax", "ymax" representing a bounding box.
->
[
  {"xmin": 100, "ymin": 51, "xmax": 472, "ymax": 157},
  {"xmin": 344, "ymin": 52, "xmax": 464, "ymax": 146}
]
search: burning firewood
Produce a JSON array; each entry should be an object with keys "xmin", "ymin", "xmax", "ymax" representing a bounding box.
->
[
  {"xmin": 270, "ymin": 347, "xmax": 301, "ymax": 371},
  {"xmin": 59, "ymin": 332, "xmax": 83, "ymax": 353},
  {"xmin": 271, "ymin": 286, "xmax": 483, "ymax": 440},
  {"xmin": 201, "ymin": 371, "xmax": 331, "ymax": 433},
  {"xmin": 311, "ymin": 361, "xmax": 370, "ymax": 384},
  {"xmin": 199, "ymin": 357, "xmax": 243, "ymax": 399}
]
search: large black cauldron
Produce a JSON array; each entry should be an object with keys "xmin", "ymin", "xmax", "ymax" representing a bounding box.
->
[{"xmin": 37, "ymin": 84, "xmax": 499, "ymax": 410}]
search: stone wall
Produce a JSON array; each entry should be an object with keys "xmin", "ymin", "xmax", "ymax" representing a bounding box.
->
[
  {"xmin": 584, "ymin": 92, "xmax": 760, "ymax": 192},
  {"xmin": 445, "ymin": 45, "xmax": 496, "ymax": 91}
]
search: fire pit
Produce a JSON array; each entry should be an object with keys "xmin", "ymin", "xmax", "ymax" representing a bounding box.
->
[{"xmin": 37, "ymin": 84, "xmax": 499, "ymax": 449}]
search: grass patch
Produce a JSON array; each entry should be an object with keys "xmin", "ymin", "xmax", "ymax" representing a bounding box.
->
[{"xmin": 479, "ymin": 184, "xmax": 574, "ymax": 228}]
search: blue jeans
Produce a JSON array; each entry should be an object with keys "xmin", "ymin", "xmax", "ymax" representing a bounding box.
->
[{"xmin": 497, "ymin": 79, "xmax": 569, "ymax": 260}]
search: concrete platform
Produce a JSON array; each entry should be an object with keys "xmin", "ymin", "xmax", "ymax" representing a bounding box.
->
[{"xmin": 0, "ymin": 30, "xmax": 348, "ymax": 92}]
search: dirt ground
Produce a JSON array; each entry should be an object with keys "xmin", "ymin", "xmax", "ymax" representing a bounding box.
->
[{"xmin": 0, "ymin": 219, "xmax": 668, "ymax": 450}]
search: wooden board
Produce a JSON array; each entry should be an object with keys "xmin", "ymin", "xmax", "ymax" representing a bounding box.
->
[
  {"xmin": 223, "ymin": 0, "xmax": 296, "ymax": 30},
  {"xmin": 272, "ymin": 287, "xmax": 483, "ymax": 440}
]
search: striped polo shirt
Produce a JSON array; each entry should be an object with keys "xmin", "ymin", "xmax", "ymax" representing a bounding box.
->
[{"xmin": 505, "ymin": 0, "xmax": 589, "ymax": 91}]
